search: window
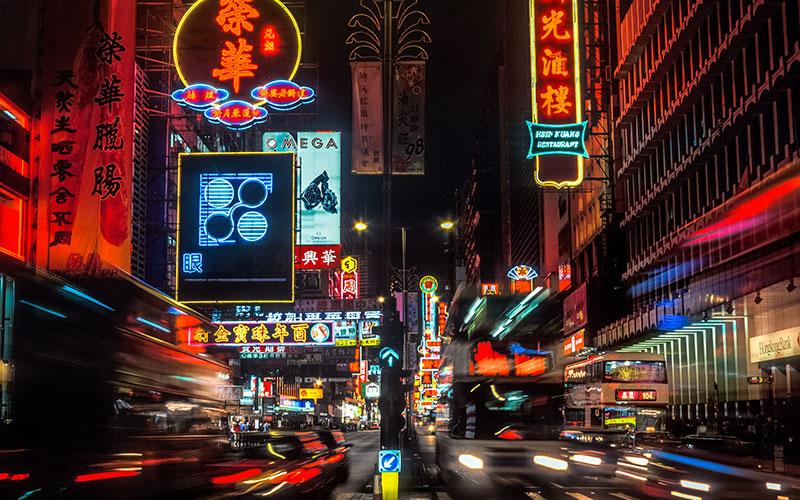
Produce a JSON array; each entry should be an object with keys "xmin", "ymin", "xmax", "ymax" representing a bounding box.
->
[{"xmin": 604, "ymin": 360, "xmax": 667, "ymax": 383}]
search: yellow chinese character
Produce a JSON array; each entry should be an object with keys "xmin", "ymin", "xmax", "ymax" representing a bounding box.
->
[
  {"xmin": 233, "ymin": 323, "xmax": 249, "ymax": 343},
  {"xmin": 269, "ymin": 88, "xmax": 279, "ymax": 98},
  {"xmin": 251, "ymin": 323, "xmax": 269, "ymax": 343},
  {"xmin": 539, "ymin": 84, "xmax": 572, "ymax": 117},
  {"xmin": 204, "ymin": 90, "xmax": 215, "ymax": 101},
  {"xmin": 187, "ymin": 90, "xmax": 198, "ymax": 101},
  {"xmin": 214, "ymin": 325, "xmax": 231, "ymax": 343},
  {"xmin": 232, "ymin": 107, "xmax": 241, "ymax": 118},
  {"xmin": 540, "ymin": 9, "xmax": 571, "ymax": 41},
  {"xmin": 287, "ymin": 89, "xmax": 297, "ymax": 98},
  {"xmin": 193, "ymin": 326, "xmax": 208, "ymax": 343},
  {"xmin": 273, "ymin": 323, "xmax": 289, "ymax": 343},
  {"xmin": 292, "ymin": 323, "xmax": 309, "ymax": 343},
  {"xmin": 264, "ymin": 41, "xmax": 275, "ymax": 53},
  {"xmin": 541, "ymin": 48, "xmax": 569, "ymax": 77},
  {"xmin": 242, "ymin": 107, "xmax": 252, "ymax": 117}
]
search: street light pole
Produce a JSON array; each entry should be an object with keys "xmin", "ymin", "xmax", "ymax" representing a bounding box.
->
[{"xmin": 381, "ymin": 0, "xmax": 394, "ymax": 297}]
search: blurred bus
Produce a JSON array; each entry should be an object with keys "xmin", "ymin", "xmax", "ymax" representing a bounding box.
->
[
  {"xmin": 564, "ymin": 352, "xmax": 669, "ymax": 432},
  {"xmin": 0, "ymin": 262, "xmax": 231, "ymax": 499},
  {"xmin": 433, "ymin": 336, "xmax": 563, "ymax": 494}
]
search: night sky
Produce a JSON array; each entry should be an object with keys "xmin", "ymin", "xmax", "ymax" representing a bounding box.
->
[{"xmin": 306, "ymin": 0, "xmax": 503, "ymax": 280}]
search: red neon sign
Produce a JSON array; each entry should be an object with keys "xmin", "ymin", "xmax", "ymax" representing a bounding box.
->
[
  {"xmin": 528, "ymin": 0, "xmax": 584, "ymax": 188},
  {"xmin": 261, "ymin": 25, "xmax": 278, "ymax": 54}
]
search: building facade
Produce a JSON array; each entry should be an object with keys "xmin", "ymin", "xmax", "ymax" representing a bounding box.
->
[{"xmin": 600, "ymin": 0, "xmax": 800, "ymax": 422}]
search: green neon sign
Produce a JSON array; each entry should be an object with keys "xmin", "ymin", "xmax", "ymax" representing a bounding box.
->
[{"xmin": 526, "ymin": 121, "xmax": 589, "ymax": 158}]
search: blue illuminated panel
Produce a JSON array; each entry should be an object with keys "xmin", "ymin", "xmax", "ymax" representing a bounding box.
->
[{"xmin": 199, "ymin": 173, "xmax": 273, "ymax": 246}]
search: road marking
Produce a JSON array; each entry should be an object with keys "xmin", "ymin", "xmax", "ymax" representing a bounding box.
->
[
  {"xmin": 610, "ymin": 493, "xmax": 640, "ymax": 500},
  {"xmin": 526, "ymin": 493, "xmax": 548, "ymax": 500},
  {"xmin": 565, "ymin": 493, "xmax": 594, "ymax": 500}
]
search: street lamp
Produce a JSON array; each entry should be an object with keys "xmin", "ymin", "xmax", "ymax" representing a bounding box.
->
[
  {"xmin": 355, "ymin": 221, "xmax": 368, "ymax": 231},
  {"xmin": 440, "ymin": 220, "xmax": 454, "ymax": 230}
]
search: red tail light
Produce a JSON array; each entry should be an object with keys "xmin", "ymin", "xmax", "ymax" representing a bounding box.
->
[
  {"xmin": 75, "ymin": 470, "xmax": 140, "ymax": 482},
  {"xmin": 284, "ymin": 467, "xmax": 321, "ymax": 484},
  {"xmin": 326, "ymin": 454, "xmax": 344, "ymax": 463},
  {"xmin": 0, "ymin": 473, "xmax": 30, "ymax": 480},
  {"xmin": 211, "ymin": 468, "xmax": 262, "ymax": 484}
]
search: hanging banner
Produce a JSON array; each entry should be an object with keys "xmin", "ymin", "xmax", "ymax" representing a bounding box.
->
[
  {"xmin": 391, "ymin": 62, "xmax": 425, "ymax": 174},
  {"xmin": 350, "ymin": 61, "xmax": 383, "ymax": 174},
  {"xmin": 36, "ymin": 0, "xmax": 135, "ymax": 275},
  {"xmin": 527, "ymin": 0, "xmax": 586, "ymax": 188}
]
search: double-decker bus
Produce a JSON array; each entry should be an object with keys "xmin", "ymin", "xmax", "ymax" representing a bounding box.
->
[
  {"xmin": 434, "ymin": 335, "xmax": 563, "ymax": 494},
  {"xmin": 564, "ymin": 352, "xmax": 668, "ymax": 432}
]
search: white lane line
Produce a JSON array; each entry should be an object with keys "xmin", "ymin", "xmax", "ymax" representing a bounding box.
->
[
  {"xmin": 609, "ymin": 494, "xmax": 641, "ymax": 500},
  {"xmin": 526, "ymin": 493, "xmax": 548, "ymax": 500},
  {"xmin": 565, "ymin": 493, "xmax": 594, "ymax": 500}
]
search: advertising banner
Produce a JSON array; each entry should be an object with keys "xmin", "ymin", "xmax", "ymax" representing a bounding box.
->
[
  {"xmin": 297, "ymin": 132, "xmax": 341, "ymax": 245},
  {"xmin": 391, "ymin": 62, "xmax": 425, "ymax": 174},
  {"xmin": 262, "ymin": 131, "xmax": 341, "ymax": 246},
  {"xmin": 36, "ymin": 0, "xmax": 135, "ymax": 275},
  {"xmin": 359, "ymin": 319, "xmax": 380, "ymax": 346},
  {"xmin": 190, "ymin": 320, "xmax": 333, "ymax": 347},
  {"xmin": 176, "ymin": 152, "xmax": 295, "ymax": 303},
  {"xmin": 333, "ymin": 320, "xmax": 358, "ymax": 346},
  {"xmin": 563, "ymin": 282, "xmax": 588, "ymax": 334},
  {"xmin": 351, "ymin": 61, "xmax": 383, "ymax": 174}
]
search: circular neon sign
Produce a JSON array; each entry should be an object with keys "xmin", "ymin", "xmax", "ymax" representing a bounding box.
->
[{"xmin": 419, "ymin": 275, "xmax": 438, "ymax": 294}]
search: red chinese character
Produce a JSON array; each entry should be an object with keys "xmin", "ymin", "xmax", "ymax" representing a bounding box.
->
[
  {"xmin": 212, "ymin": 38, "xmax": 257, "ymax": 93},
  {"xmin": 216, "ymin": 0, "xmax": 260, "ymax": 37},
  {"xmin": 541, "ymin": 48, "xmax": 569, "ymax": 77},
  {"xmin": 540, "ymin": 9, "xmax": 571, "ymax": 41},
  {"xmin": 539, "ymin": 84, "xmax": 572, "ymax": 117}
]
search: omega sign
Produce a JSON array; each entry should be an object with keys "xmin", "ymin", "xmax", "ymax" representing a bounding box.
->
[{"xmin": 749, "ymin": 327, "xmax": 800, "ymax": 363}]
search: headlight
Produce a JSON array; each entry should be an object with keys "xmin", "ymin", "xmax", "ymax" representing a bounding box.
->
[
  {"xmin": 766, "ymin": 482, "xmax": 781, "ymax": 491},
  {"xmin": 533, "ymin": 455, "xmax": 568, "ymax": 470},
  {"xmin": 570, "ymin": 454, "xmax": 602, "ymax": 466},
  {"xmin": 458, "ymin": 454, "xmax": 484, "ymax": 470},
  {"xmin": 680, "ymin": 479, "xmax": 710, "ymax": 492},
  {"xmin": 625, "ymin": 456, "xmax": 649, "ymax": 466},
  {"xmin": 428, "ymin": 425, "xmax": 435, "ymax": 432}
]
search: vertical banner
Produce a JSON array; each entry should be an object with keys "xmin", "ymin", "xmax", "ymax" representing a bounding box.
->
[
  {"xmin": 298, "ymin": 132, "xmax": 341, "ymax": 245},
  {"xmin": 392, "ymin": 62, "xmax": 425, "ymax": 175},
  {"xmin": 350, "ymin": 61, "xmax": 383, "ymax": 174},
  {"xmin": 527, "ymin": 0, "xmax": 588, "ymax": 188},
  {"xmin": 36, "ymin": 0, "xmax": 135, "ymax": 274}
]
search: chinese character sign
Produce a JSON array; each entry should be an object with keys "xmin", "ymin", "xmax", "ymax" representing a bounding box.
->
[
  {"xmin": 350, "ymin": 61, "xmax": 383, "ymax": 174},
  {"xmin": 392, "ymin": 62, "xmax": 425, "ymax": 175},
  {"xmin": 190, "ymin": 321, "xmax": 333, "ymax": 346},
  {"xmin": 296, "ymin": 244, "xmax": 340, "ymax": 270},
  {"xmin": 35, "ymin": 0, "xmax": 135, "ymax": 275},
  {"xmin": 172, "ymin": 0, "xmax": 313, "ymax": 129},
  {"xmin": 527, "ymin": 0, "xmax": 587, "ymax": 188}
]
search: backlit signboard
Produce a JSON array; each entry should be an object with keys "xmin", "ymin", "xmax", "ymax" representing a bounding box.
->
[
  {"xmin": 280, "ymin": 396, "xmax": 314, "ymax": 412},
  {"xmin": 299, "ymin": 388, "xmax": 322, "ymax": 399},
  {"xmin": 527, "ymin": 0, "xmax": 587, "ymax": 187},
  {"xmin": 562, "ymin": 328, "xmax": 585, "ymax": 355},
  {"xmin": 359, "ymin": 319, "xmax": 380, "ymax": 346},
  {"xmin": 190, "ymin": 320, "xmax": 333, "ymax": 346},
  {"xmin": 172, "ymin": 0, "xmax": 314, "ymax": 129},
  {"xmin": 296, "ymin": 244, "xmax": 340, "ymax": 269},
  {"xmin": 481, "ymin": 283, "xmax": 499, "ymax": 295},
  {"xmin": 263, "ymin": 131, "xmax": 341, "ymax": 248},
  {"xmin": 176, "ymin": 152, "xmax": 294, "ymax": 303},
  {"xmin": 419, "ymin": 275, "xmax": 437, "ymax": 293}
]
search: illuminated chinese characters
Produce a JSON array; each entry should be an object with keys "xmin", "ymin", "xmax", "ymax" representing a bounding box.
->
[
  {"xmin": 190, "ymin": 321, "xmax": 334, "ymax": 346},
  {"xmin": 172, "ymin": 0, "xmax": 313, "ymax": 129},
  {"xmin": 526, "ymin": 0, "xmax": 588, "ymax": 187}
]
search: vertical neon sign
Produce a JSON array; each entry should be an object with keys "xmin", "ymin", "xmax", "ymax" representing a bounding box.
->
[{"xmin": 527, "ymin": 0, "xmax": 588, "ymax": 188}]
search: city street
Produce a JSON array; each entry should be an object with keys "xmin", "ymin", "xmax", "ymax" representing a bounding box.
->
[{"xmin": 334, "ymin": 430, "xmax": 380, "ymax": 499}]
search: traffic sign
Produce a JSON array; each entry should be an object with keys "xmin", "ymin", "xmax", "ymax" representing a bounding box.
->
[
  {"xmin": 341, "ymin": 256, "xmax": 358, "ymax": 273},
  {"xmin": 379, "ymin": 450, "xmax": 401, "ymax": 473},
  {"xmin": 747, "ymin": 376, "xmax": 767, "ymax": 384}
]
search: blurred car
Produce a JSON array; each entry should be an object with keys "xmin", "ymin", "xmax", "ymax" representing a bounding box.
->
[
  {"xmin": 368, "ymin": 422, "xmax": 379, "ymax": 430},
  {"xmin": 204, "ymin": 431, "xmax": 341, "ymax": 500},
  {"xmin": 622, "ymin": 429, "xmax": 680, "ymax": 450},
  {"xmin": 313, "ymin": 428, "xmax": 351, "ymax": 484}
]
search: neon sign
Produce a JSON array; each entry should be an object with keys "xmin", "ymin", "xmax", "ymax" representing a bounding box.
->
[
  {"xmin": 172, "ymin": 0, "xmax": 313, "ymax": 129},
  {"xmin": 507, "ymin": 265, "xmax": 537, "ymax": 280},
  {"xmin": 419, "ymin": 275, "xmax": 438, "ymax": 294},
  {"xmin": 190, "ymin": 320, "xmax": 333, "ymax": 346},
  {"xmin": 527, "ymin": 0, "xmax": 585, "ymax": 187},
  {"xmin": 199, "ymin": 173, "xmax": 272, "ymax": 246}
]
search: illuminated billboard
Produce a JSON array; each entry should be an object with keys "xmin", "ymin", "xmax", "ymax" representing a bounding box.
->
[
  {"xmin": 189, "ymin": 320, "xmax": 334, "ymax": 346},
  {"xmin": 263, "ymin": 131, "xmax": 341, "ymax": 246},
  {"xmin": 527, "ymin": 0, "xmax": 587, "ymax": 188},
  {"xmin": 172, "ymin": 0, "xmax": 314, "ymax": 129},
  {"xmin": 176, "ymin": 152, "xmax": 295, "ymax": 303}
]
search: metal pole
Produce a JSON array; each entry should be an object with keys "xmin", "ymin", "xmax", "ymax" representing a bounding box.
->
[{"xmin": 381, "ymin": 0, "xmax": 393, "ymax": 296}]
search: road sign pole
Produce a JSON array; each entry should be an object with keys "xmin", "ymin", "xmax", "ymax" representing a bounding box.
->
[{"xmin": 381, "ymin": 472, "xmax": 398, "ymax": 500}]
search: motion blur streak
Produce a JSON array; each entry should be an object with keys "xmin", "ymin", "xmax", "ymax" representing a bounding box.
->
[
  {"xmin": 615, "ymin": 469, "xmax": 647, "ymax": 481},
  {"xmin": 570, "ymin": 454, "xmax": 602, "ymax": 466},
  {"xmin": 74, "ymin": 470, "xmax": 140, "ymax": 482},
  {"xmin": 211, "ymin": 468, "xmax": 262, "ymax": 484},
  {"xmin": 533, "ymin": 455, "xmax": 568, "ymax": 470},
  {"xmin": 653, "ymin": 450, "xmax": 739, "ymax": 475},
  {"xmin": 680, "ymin": 479, "xmax": 711, "ymax": 492},
  {"xmin": 670, "ymin": 492, "xmax": 702, "ymax": 500}
]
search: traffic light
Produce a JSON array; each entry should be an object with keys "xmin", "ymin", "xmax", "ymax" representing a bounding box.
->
[{"xmin": 376, "ymin": 321, "xmax": 406, "ymax": 449}]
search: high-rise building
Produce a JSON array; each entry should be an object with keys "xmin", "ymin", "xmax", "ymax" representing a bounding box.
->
[{"xmin": 600, "ymin": 0, "xmax": 800, "ymax": 420}]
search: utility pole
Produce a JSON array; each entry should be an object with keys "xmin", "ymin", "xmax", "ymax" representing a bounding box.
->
[{"xmin": 381, "ymin": 0, "xmax": 394, "ymax": 297}]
